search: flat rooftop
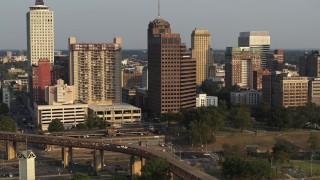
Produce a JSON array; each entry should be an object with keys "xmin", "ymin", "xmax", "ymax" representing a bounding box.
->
[{"xmin": 89, "ymin": 103, "xmax": 140, "ymax": 111}]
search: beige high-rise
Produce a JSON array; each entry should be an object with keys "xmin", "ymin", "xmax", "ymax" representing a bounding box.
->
[
  {"xmin": 27, "ymin": 0, "xmax": 54, "ymax": 66},
  {"xmin": 191, "ymin": 30, "xmax": 213, "ymax": 85},
  {"xmin": 69, "ymin": 37, "xmax": 122, "ymax": 105}
]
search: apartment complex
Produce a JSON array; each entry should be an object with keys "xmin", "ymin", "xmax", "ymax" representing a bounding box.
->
[
  {"xmin": 191, "ymin": 29, "xmax": 213, "ymax": 85},
  {"xmin": 27, "ymin": 0, "xmax": 54, "ymax": 66},
  {"xmin": 238, "ymin": 31, "xmax": 270, "ymax": 69},
  {"xmin": 225, "ymin": 47, "xmax": 261, "ymax": 89},
  {"xmin": 148, "ymin": 17, "xmax": 196, "ymax": 114},
  {"xmin": 69, "ymin": 37, "xmax": 122, "ymax": 105}
]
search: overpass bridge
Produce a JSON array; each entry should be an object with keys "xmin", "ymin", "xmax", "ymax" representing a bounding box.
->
[{"xmin": 0, "ymin": 132, "xmax": 217, "ymax": 180}]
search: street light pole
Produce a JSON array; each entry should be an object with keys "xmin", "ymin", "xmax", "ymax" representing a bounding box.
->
[{"xmin": 311, "ymin": 154, "xmax": 313, "ymax": 176}]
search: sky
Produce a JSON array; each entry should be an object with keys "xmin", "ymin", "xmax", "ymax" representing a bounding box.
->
[{"xmin": 0, "ymin": 0, "xmax": 319, "ymax": 50}]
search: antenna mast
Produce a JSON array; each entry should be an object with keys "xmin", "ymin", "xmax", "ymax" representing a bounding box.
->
[{"xmin": 158, "ymin": 0, "xmax": 160, "ymax": 18}]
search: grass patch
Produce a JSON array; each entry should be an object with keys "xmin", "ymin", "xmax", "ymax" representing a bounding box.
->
[{"xmin": 291, "ymin": 160, "xmax": 320, "ymax": 174}]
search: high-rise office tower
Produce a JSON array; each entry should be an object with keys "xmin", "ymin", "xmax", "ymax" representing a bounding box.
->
[
  {"xmin": 238, "ymin": 31, "xmax": 270, "ymax": 69},
  {"xmin": 225, "ymin": 47, "xmax": 261, "ymax": 89},
  {"xmin": 267, "ymin": 49, "xmax": 284, "ymax": 71},
  {"xmin": 69, "ymin": 37, "xmax": 122, "ymax": 105},
  {"xmin": 191, "ymin": 29, "xmax": 213, "ymax": 85},
  {"xmin": 27, "ymin": 0, "xmax": 54, "ymax": 66},
  {"xmin": 148, "ymin": 14, "xmax": 196, "ymax": 114},
  {"xmin": 299, "ymin": 50, "xmax": 320, "ymax": 78}
]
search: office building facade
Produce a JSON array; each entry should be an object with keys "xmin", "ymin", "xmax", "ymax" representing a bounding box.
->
[
  {"xmin": 238, "ymin": 31, "xmax": 270, "ymax": 69},
  {"xmin": 191, "ymin": 29, "xmax": 213, "ymax": 85},
  {"xmin": 225, "ymin": 47, "xmax": 261, "ymax": 89},
  {"xmin": 27, "ymin": 0, "xmax": 54, "ymax": 66},
  {"xmin": 148, "ymin": 17, "xmax": 196, "ymax": 114}
]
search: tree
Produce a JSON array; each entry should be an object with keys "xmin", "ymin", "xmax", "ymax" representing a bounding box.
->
[
  {"xmin": 48, "ymin": 119, "xmax": 64, "ymax": 132},
  {"xmin": 229, "ymin": 106, "xmax": 252, "ymax": 132},
  {"xmin": 0, "ymin": 115, "xmax": 16, "ymax": 132},
  {"xmin": 268, "ymin": 106, "xmax": 292, "ymax": 131},
  {"xmin": 0, "ymin": 103, "xmax": 9, "ymax": 115},
  {"xmin": 76, "ymin": 123, "xmax": 88, "ymax": 130},
  {"xmin": 139, "ymin": 157, "xmax": 170, "ymax": 180},
  {"xmin": 73, "ymin": 172, "xmax": 92, "ymax": 180},
  {"xmin": 272, "ymin": 139, "xmax": 298, "ymax": 163},
  {"xmin": 308, "ymin": 132, "xmax": 320, "ymax": 150},
  {"xmin": 223, "ymin": 156, "xmax": 273, "ymax": 179}
]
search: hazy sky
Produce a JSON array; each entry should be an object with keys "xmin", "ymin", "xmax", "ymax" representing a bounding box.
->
[{"xmin": 0, "ymin": 0, "xmax": 319, "ymax": 50}]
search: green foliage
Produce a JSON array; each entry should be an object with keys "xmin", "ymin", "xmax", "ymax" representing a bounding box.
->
[
  {"xmin": 228, "ymin": 106, "xmax": 252, "ymax": 132},
  {"xmin": 223, "ymin": 156, "xmax": 273, "ymax": 179},
  {"xmin": 272, "ymin": 139, "xmax": 298, "ymax": 164},
  {"xmin": 111, "ymin": 176, "xmax": 126, "ymax": 180},
  {"xmin": 48, "ymin": 119, "xmax": 64, "ymax": 132},
  {"xmin": 0, "ymin": 103, "xmax": 9, "ymax": 115},
  {"xmin": 139, "ymin": 157, "xmax": 170, "ymax": 180},
  {"xmin": 85, "ymin": 115, "xmax": 107, "ymax": 129},
  {"xmin": 181, "ymin": 106, "xmax": 225, "ymax": 145},
  {"xmin": 73, "ymin": 172, "xmax": 92, "ymax": 180},
  {"xmin": 0, "ymin": 115, "xmax": 16, "ymax": 132},
  {"xmin": 76, "ymin": 123, "xmax": 88, "ymax": 130},
  {"xmin": 308, "ymin": 132, "xmax": 320, "ymax": 150}
]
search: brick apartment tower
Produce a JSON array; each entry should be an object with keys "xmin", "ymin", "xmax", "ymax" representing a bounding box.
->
[
  {"xmin": 30, "ymin": 59, "xmax": 51, "ymax": 103},
  {"xmin": 148, "ymin": 16, "xmax": 196, "ymax": 114}
]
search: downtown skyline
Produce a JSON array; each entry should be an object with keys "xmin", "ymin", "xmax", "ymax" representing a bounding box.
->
[{"xmin": 0, "ymin": 0, "xmax": 319, "ymax": 50}]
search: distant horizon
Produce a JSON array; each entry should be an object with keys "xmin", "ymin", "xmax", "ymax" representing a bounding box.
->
[{"xmin": 0, "ymin": 0, "xmax": 319, "ymax": 50}]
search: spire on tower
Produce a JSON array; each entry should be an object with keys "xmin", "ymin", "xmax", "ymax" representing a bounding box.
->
[
  {"xmin": 158, "ymin": 0, "xmax": 160, "ymax": 18},
  {"xmin": 35, "ymin": 0, "xmax": 44, "ymax": 5}
]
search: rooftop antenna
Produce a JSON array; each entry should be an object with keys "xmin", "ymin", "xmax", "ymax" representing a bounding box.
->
[{"xmin": 158, "ymin": 0, "xmax": 160, "ymax": 18}]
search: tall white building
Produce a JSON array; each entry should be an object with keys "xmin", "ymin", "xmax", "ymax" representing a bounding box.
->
[
  {"xmin": 19, "ymin": 150, "xmax": 36, "ymax": 180},
  {"xmin": 27, "ymin": 0, "xmax": 54, "ymax": 66},
  {"xmin": 238, "ymin": 31, "xmax": 270, "ymax": 69},
  {"xmin": 191, "ymin": 30, "xmax": 213, "ymax": 85}
]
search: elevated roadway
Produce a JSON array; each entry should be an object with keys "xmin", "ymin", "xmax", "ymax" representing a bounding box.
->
[{"xmin": 0, "ymin": 132, "xmax": 217, "ymax": 180}]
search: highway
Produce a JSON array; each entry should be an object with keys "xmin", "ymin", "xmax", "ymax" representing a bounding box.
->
[{"xmin": 0, "ymin": 132, "xmax": 217, "ymax": 180}]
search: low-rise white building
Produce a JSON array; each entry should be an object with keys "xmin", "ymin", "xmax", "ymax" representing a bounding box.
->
[
  {"xmin": 89, "ymin": 103, "xmax": 141, "ymax": 128},
  {"xmin": 196, "ymin": 93, "xmax": 218, "ymax": 107},
  {"xmin": 230, "ymin": 90, "xmax": 262, "ymax": 106},
  {"xmin": 34, "ymin": 103, "xmax": 88, "ymax": 131}
]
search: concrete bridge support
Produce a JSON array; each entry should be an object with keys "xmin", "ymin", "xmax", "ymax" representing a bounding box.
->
[
  {"xmin": 61, "ymin": 146, "xmax": 72, "ymax": 168},
  {"xmin": 92, "ymin": 150, "xmax": 105, "ymax": 174},
  {"xmin": 130, "ymin": 155, "xmax": 146, "ymax": 177},
  {"xmin": 5, "ymin": 140, "xmax": 17, "ymax": 160}
]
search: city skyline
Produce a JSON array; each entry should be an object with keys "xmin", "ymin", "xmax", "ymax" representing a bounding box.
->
[{"xmin": 0, "ymin": 0, "xmax": 319, "ymax": 50}]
